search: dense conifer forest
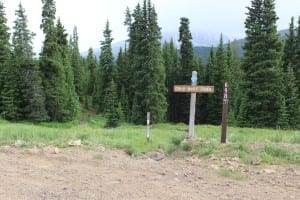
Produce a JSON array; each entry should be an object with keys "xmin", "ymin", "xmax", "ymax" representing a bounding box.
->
[{"xmin": 0, "ymin": 0, "xmax": 299, "ymax": 129}]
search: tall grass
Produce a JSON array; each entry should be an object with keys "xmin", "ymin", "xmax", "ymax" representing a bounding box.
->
[
  {"xmin": 0, "ymin": 116, "xmax": 186, "ymax": 155},
  {"xmin": 192, "ymin": 125, "xmax": 300, "ymax": 165},
  {"xmin": 0, "ymin": 116, "xmax": 299, "ymax": 165}
]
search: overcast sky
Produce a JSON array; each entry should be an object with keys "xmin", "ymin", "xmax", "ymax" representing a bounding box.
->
[{"xmin": 2, "ymin": 0, "xmax": 300, "ymax": 53}]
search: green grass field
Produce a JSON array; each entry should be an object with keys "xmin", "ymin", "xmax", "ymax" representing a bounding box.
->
[{"xmin": 0, "ymin": 115, "xmax": 299, "ymax": 165}]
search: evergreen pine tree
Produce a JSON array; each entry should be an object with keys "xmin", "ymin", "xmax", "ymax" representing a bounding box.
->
[
  {"xmin": 125, "ymin": 4, "xmax": 142, "ymax": 118},
  {"xmin": 119, "ymin": 86, "xmax": 129, "ymax": 121},
  {"xmin": 116, "ymin": 46, "xmax": 130, "ymax": 121},
  {"xmin": 225, "ymin": 42, "xmax": 235, "ymax": 125},
  {"xmin": 225, "ymin": 42, "xmax": 233, "ymax": 83},
  {"xmin": 116, "ymin": 47, "xmax": 128, "ymax": 95},
  {"xmin": 0, "ymin": 1, "xmax": 16, "ymax": 120},
  {"xmin": 199, "ymin": 47, "xmax": 215, "ymax": 124},
  {"xmin": 0, "ymin": 0, "xmax": 9, "ymax": 69},
  {"xmin": 56, "ymin": 19, "xmax": 80, "ymax": 121},
  {"xmin": 284, "ymin": 65, "xmax": 300, "ymax": 128},
  {"xmin": 228, "ymin": 41, "xmax": 243, "ymax": 125},
  {"xmin": 86, "ymin": 48, "xmax": 97, "ymax": 108},
  {"xmin": 40, "ymin": 0, "xmax": 62, "ymax": 121},
  {"xmin": 143, "ymin": 0, "xmax": 167, "ymax": 123},
  {"xmin": 70, "ymin": 26, "xmax": 84, "ymax": 102},
  {"xmin": 1, "ymin": 64, "xmax": 18, "ymax": 120},
  {"xmin": 12, "ymin": 3, "xmax": 34, "ymax": 58},
  {"xmin": 282, "ymin": 17, "xmax": 297, "ymax": 72},
  {"xmin": 79, "ymin": 53, "xmax": 89, "ymax": 109},
  {"xmin": 207, "ymin": 35, "xmax": 227, "ymax": 125},
  {"xmin": 237, "ymin": 0, "xmax": 284, "ymax": 128},
  {"xmin": 162, "ymin": 39, "xmax": 180, "ymax": 122},
  {"xmin": 177, "ymin": 17, "xmax": 196, "ymax": 123},
  {"xmin": 295, "ymin": 17, "xmax": 300, "ymax": 91},
  {"xmin": 124, "ymin": 7, "xmax": 132, "ymax": 32},
  {"xmin": 98, "ymin": 21, "xmax": 117, "ymax": 113},
  {"xmin": 105, "ymin": 80, "xmax": 121, "ymax": 128},
  {"xmin": 12, "ymin": 3, "xmax": 47, "ymax": 121},
  {"xmin": 282, "ymin": 17, "xmax": 300, "ymax": 129},
  {"xmin": 276, "ymin": 96, "xmax": 289, "ymax": 130},
  {"xmin": 40, "ymin": 0, "xmax": 79, "ymax": 121},
  {"xmin": 126, "ymin": 0, "xmax": 167, "ymax": 124}
]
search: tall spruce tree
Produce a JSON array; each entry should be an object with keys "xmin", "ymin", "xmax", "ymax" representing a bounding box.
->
[
  {"xmin": 0, "ymin": 1, "xmax": 15, "ymax": 119},
  {"xmin": 225, "ymin": 42, "xmax": 233, "ymax": 83},
  {"xmin": 207, "ymin": 35, "xmax": 227, "ymax": 125},
  {"xmin": 116, "ymin": 48, "xmax": 125, "ymax": 94},
  {"xmin": 1, "ymin": 60, "xmax": 18, "ymax": 120},
  {"xmin": 177, "ymin": 17, "xmax": 196, "ymax": 123},
  {"xmin": 0, "ymin": 1, "xmax": 9, "ymax": 69},
  {"xmin": 12, "ymin": 3, "xmax": 34, "ymax": 58},
  {"xmin": 199, "ymin": 47, "xmax": 215, "ymax": 124},
  {"xmin": 237, "ymin": 0, "xmax": 284, "ymax": 128},
  {"xmin": 126, "ymin": 0, "xmax": 167, "ymax": 124},
  {"xmin": 225, "ymin": 42, "xmax": 235, "ymax": 125},
  {"xmin": 162, "ymin": 39, "xmax": 180, "ymax": 122},
  {"xmin": 97, "ymin": 21, "xmax": 117, "ymax": 113},
  {"xmin": 56, "ymin": 19, "xmax": 80, "ymax": 120},
  {"xmin": 125, "ymin": 4, "xmax": 141, "ymax": 117},
  {"xmin": 0, "ymin": 0, "xmax": 9, "ymax": 71},
  {"xmin": 80, "ymin": 55, "xmax": 90, "ymax": 109},
  {"xmin": 40, "ymin": 0, "xmax": 61, "ymax": 121},
  {"xmin": 12, "ymin": 3, "xmax": 47, "ymax": 121},
  {"xmin": 86, "ymin": 48, "xmax": 97, "ymax": 108},
  {"xmin": 40, "ymin": 0, "xmax": 79, "ymax": 121},
  {"xmin": 282, "ymin": 17, "xmax": 297, "ymax": 72},
  {"xmin": 116, "ymin": 46, "xmax": 129, "ymax": 95},
  {"xmin": 104, "ymin": 80, "xmax": 121, "ymax": 128},
  {"xmin": 229, "ymin": 41, "xmax": 243, "ymax": 124},
  {"xmin": 116, "ymin": 47, "xmax": 130, "ymax": 121},
  {"xmin": 284, "ymin": 66, "xmax": 300, "ymax": 129},
  {"xmin": 119, "ymin": 85, "xmax": 129, "ymax": 121},
  {"xmin": 281, "ymin": 17, "xmax": 300, "ymax": 128},
  {"xmin": 0, "ymin": 66, "xmax": 18, "ymax": 120},
  {"xmin": 295, "ymin": 17, "xmax": 300, "ymax": 91},
  {"xmin": 70, "ymin": 26, "xmax": 84, "ymax": 102}
]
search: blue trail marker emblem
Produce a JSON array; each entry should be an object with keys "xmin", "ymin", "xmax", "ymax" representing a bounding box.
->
[{"xmin": 191, "ymin": 74, "xmax": 197, "ymax": 84}]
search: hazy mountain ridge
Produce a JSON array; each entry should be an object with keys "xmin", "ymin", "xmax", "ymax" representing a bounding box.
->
[
  {"xmin": 161, "ymin": 31, "xmax": 231, "ymax": 47},
  {"xmin": 81, "ymin": 31, "xmax": 232, "ymax": 58},
  {"xmin": 194, "ymin": 28, "xmax": 288, "ymax": 61},
  {"xmin": 81, "ymin": 29, "xmax": 288, "ymax": 61}
]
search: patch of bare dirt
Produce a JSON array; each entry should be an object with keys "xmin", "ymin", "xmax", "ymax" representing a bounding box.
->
[{"xmin": 0, "ymin": 145, "xmax": 299, "ymax": 200}]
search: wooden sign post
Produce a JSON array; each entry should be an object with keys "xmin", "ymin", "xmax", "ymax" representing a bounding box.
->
[
  {"xmin": 146, "ymin": 112, "xmax": 150, "ymax": 142},
  {"xmin": 221, "ymin": 82, "xmax": 229, "ymax": 144},
  {"xmin": 174, "ymin": 71, "xmax": 214, "ymax": 139},
  {"xmin": 188, "ymin": 71, "xmax": 197, "ymax": 139}
]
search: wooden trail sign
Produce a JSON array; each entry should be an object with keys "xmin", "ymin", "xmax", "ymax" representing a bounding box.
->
[
  {"xmin": 221, "ymin": 82, "xmax": 229, "ymax": 143},
  {"xmin": 174, "ymin": 85, "xmax": 214, "ymax": 93},
  {"xmin": 174, "ymin": 71, "xmax": 214, "ymax": 139}
]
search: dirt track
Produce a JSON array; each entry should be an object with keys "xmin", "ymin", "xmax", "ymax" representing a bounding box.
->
[{"xmin": 0, "ymin": 146, "xmax": 299, "ymax": 200}]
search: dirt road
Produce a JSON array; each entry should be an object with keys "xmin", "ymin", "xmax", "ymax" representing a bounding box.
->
[{"xmin": 0, "ymin": 146, "xmax": 299, "ymax": 200}]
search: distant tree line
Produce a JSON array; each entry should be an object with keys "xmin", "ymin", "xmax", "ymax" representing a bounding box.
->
[{"xmin": 0, "ymin": 0, "xmax": 299, "ymax": 129}]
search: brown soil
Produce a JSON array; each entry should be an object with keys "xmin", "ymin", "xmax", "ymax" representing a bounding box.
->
[{"xmin": 0, "ymin": 145, "xmax": 299, "ymax": 200}]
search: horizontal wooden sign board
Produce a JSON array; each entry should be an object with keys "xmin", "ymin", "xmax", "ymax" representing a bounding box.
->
[{"xmin": 174, "ymin": 85, "xmax": 214, "ymax": 93}]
